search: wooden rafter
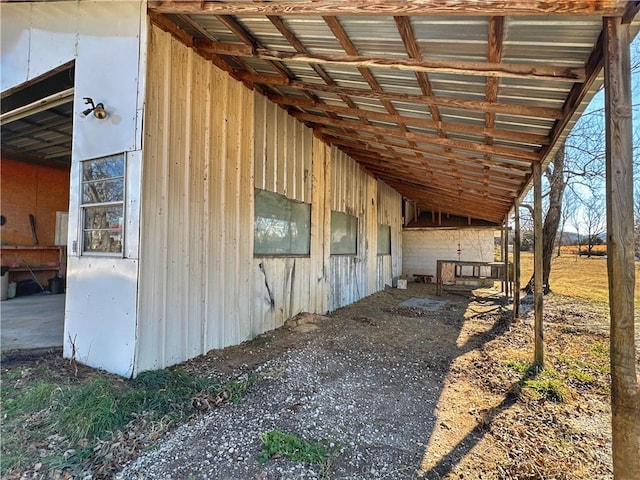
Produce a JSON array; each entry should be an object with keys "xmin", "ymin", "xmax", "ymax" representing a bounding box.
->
[
  {"xmin": 146, "ymin": 1, "xmax": 632, "ymax": 224},
  {"xmin": 267, "ymin": 94, "xmax": 549, "ymax": 145},
  {"xmin": 232, "ymin": 73, "xmax": 563, "ymax": 118},
  {"xmin": 342, "ymin": 150, "xmax": 521, "ymax": 195},
  {"xmin": 394, "ymin": 16, "xmax": 446, "ymax": 137},
  {"xmin": 193, "ymin": 44, "xmax": 585, "ymax": 81},
  {"xmin": 318, "ymin": 129, "xmax": 534, "ymax": 170},
  {"xmin": 294, "ymin": 111, "xmax": 541, "ymax": 161},
  {"xmin": 149, "ymin": 1, "xmax": 627, "ymax": 17}
]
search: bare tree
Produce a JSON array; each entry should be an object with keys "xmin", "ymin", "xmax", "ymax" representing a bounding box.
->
[
  {"xmin": 557, "ymin": 190, "xmax": 576, "ymax": 257},
  {"xmin": 578, "ymin": 192, "xmax": 606, "ymax": 257},
  {"xmin": 523, "ymin": 145, "xmax": 566, "ymax": 294}
]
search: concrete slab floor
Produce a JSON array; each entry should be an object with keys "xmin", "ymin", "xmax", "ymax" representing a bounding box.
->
[{"xmin": 1, "ymin": 293, "xmax": 65, "ymax": 351}]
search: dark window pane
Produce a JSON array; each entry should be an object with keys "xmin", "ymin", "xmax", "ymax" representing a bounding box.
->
[
  {"xmin": 254, "ymin": 189, "xmax": 310, "ymax": 255},
  {"xmin": 331, "ymin": 211, "xmax": 357, "ymax": 255},
  {"xmin": 377, "ymin": 224, "xmax": 391, "ymax": 255}
]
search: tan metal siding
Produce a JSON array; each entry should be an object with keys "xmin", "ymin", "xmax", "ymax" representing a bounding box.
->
[
  {"xmin": 138, "ymin": 25, "xmax": 405, "ymax": 372},
  {"xmin": 329, "ymin": 148, "xmax": 374, "ymax": 311},
  {"xmin": 377, "ymin": 180, "xmax": 403, "ymax": 284},
  {"xmin": 254, "ymin": 94, "xmax": 313, "ymax": 202},
  {"xmin": 137, "ymin": 26, "xmax": 254, "ymax": 373},
  {"xmin": 252, "ymin": 99, "xmax": 329, "ymax": 328}
]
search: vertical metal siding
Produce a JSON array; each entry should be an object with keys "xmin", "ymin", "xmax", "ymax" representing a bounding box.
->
[
  {"xmin": 138, "ymin": 26, "xmax": 404, "ymax": 372},
  {"xmin": 252, "ymin": 95, "xmax": 322, "ymax": 330},
  {"xmin": 377, "ymin": 180, "xmax": 403, "ymax": 286},
  {"xmin": 254, "ymin": 95, "xmax": 313, "ymax": 202},
  {"xmin": 329, "ymin": 149, "xmax": 374, "ymax": 311},
  {"xmin": 137, "ymin": 26, "xmax": 254, "ymax": 373}
]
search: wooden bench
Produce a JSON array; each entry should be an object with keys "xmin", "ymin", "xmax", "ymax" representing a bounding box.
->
[{"xmin": 413, "ymin": 274, "xmax": 433, "ymax": 284}]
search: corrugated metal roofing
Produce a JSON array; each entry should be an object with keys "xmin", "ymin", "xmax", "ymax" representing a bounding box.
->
[{"xmin": 118, "ymin": 2, "xmax": 640, "ymax": 222}]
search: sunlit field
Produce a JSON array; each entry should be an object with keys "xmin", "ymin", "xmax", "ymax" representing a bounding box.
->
[{"xmin": 518, "ymin": 251, "xmax": 640, "ymax": 307}]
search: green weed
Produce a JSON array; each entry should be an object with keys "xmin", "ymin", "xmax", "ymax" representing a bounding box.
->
[
  {"xmin": 569, "ymin": 369, "xmax": 596, "ymax": 384},
  {"xmin": 259, "ymin": 429, "xmax": 339, "ymax": 465},
  {"xmin": 521, "ymin": 369, "xmax": 571, "ymax": 403},
  {"xmin": 1, "ymin": 367, "xmax": 259, "ymax": 476},
  {"xmin": 591, "ymin": 342, "xmax": 608, "ymax": 357},
  {"xmin": 504, "ymin": 360, "xmax": 532, "ymax": 374}
]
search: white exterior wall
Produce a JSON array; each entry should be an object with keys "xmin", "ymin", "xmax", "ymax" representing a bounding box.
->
[
  {"xmin": 402, "ymin": 228, "xmax": 495, "ymax": 280},
  {"xmin": 1, "ymin": 1, "xmax": 147, "ymax": 377}
]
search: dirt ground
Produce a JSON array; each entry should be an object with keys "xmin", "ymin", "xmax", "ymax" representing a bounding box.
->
[{"xmin": 3, "ymin": 283, "xmax": 619, "ymax": 479}]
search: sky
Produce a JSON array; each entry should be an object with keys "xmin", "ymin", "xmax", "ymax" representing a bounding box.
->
[{"xmin": 523, "ymin": 32, "xmax": 640, "ymax": 235}]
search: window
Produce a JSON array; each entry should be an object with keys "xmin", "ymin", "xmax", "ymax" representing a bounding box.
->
[
  {"xmin": 254, "ymin": 189, "xmax": 311, "ymax": 255},
  {"xmin": 81, "ymin": 154, "xmax": 125, "ymax": 254},
  {"xmin": 377, "ymin": 224, "xmax": 391, "ymax": 255},
  {"xmin": 331, "ymin": 211, "xmax": 357, "ymax": 255}
]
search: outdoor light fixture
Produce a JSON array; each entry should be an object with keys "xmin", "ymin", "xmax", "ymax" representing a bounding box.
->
[{"xmin": 81, "ymin": 97, "xmax": 107, "ymax": 119}]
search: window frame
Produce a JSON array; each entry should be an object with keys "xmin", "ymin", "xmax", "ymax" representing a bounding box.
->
[
  {"xmin": 80, "ymin": 153, "xmax": 126, "ymax": 257},
  {"xmin": 377, "ymin": 223, "xmax": 392, "ymax": 255},
  {"xmin": 253, "ymin": 188, "xmax": 312, "ymax": 257},
  {"xmin": 330, "ymin": 210, "xmax": 358, "ymax": 256}
]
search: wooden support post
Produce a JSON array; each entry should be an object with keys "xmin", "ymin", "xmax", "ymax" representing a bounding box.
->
[
  {"xmin": 513, "ymin": 200, "xmax": 521, "ymax": 319},
  {"xmin": 503, "ymin": 218, "xmax": 509, "ymax": 298},
  {"xmin": 604, "ymin": 16, "xmax": 639, "ymax": 479},
  {"xmin": 533, "ymin": 160, "xmax": 544, "ymax": 368},
  {"xmin": 500, "ymin": 226, "xmax": 505, "ymax": 293}
]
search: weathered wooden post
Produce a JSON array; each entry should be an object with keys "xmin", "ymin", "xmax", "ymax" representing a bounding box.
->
[
  {"xmin": 513, "ymin": 201, "xmax": 521, "ymax": 319},
  {"xmin": 604, "ymin": 15, "xmax": 639, "ymax": 480},
  {"xmin": 503, "ymin": 218, "xmax": 510, "ymax": 298},
  {"xmin": 533, "ymin": 161, "xmax": 543, "ymax": 368}
]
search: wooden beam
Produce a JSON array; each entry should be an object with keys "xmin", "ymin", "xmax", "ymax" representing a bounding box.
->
[
  {"xmin": 533, "ymin": 160, "xmax": 544, "ymax": 368},
  {"xmin": 485, "ymin": 16, "xmax": 504, "ymax": 141},
  {"xmin": 394, "ymin": 16, "xmax": 445, "ymax": 134},
  {"xmin": 345, "ymin": 151, "xmax": 519, "ymax": 198},
  {"xmin": 293, "ymin": 111, "xmax": 541, "ymax": 161},
  {"xmin": 196, "ymin": 43, "xmax": 585, "ymax": 82},
  {"xmin": 234, "ymin": 72, "xmax": 563, "ymax": 118},
  {"xmin": 150, "ymin": 1, "xmax": 627, "ymax": 17},
  {"xmin": 335, "ymin": 142, "xmax": 524, "ymax": 191},
  {"xmin": 318, "ymin": 128, "xmax": 534, "ymax": 170},
  {"xmin": 268, "ymin": 93, "xmax": 549, "ymax": 145},
  {"xmin": 382, "ymin": 183, "xmax": 507, "ymax": 222},
  {"xmin": 604, "ymin": 15, "xmax": 639, "ymax": 478}
]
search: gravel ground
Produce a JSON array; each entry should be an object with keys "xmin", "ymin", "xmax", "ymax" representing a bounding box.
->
[
  {"xmin": 117, "ymin": 284, "xmax": 616, "ymax": 480},
  {"xmin": 120, "ymin": 285, "xmax": 471, "ymax": 480}
]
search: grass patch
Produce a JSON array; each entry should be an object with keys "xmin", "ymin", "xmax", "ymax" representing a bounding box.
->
[
  {"xmin": 259, "ymin": 429, "xmax": 339, "ymax": 465},
  {"xmin": 509, "ymin": 366, "xmax": 572, "ymax": 403},
  {"xmin": 1, "ymin": 367, "xmax": 259, "ymax": 476},
  {"xmin": 569, "ymin": 369, "xmax": 596, "ymax": 384},
  {"xmin": 505, "ymin": 359, "xmax": 532, "ymax": 374},
  {"xmin": 519, "ymin": 252, "xmax": 640, "ymax": 306},
  {"xmin": 591, "ymin": 342, "xmax": 608, "ymax": 357}
]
